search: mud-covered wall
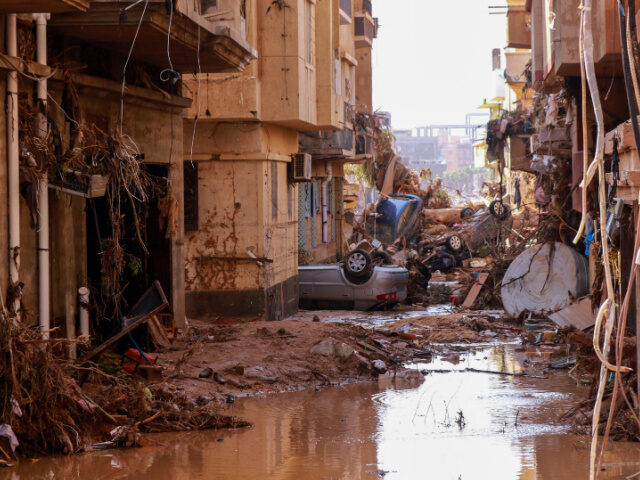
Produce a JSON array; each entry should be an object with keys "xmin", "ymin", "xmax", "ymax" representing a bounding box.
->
[
  {"xmin": 185, "ymin": 159, "xmax": 262, "ymax": 293},
  {"xmin": 2, "ymin": 75, "xmax": 188, "ymax": 332},
  {"xmin": 0, "ymin": 74, "xmax": 6, "ymax": 313},
  {"xmin": 184, "ymin": 121, "xmax": 300, "ymax": 320}
]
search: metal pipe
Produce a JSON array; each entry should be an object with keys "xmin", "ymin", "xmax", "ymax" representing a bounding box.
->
[
  {"xmin": 321, "ymin": 161, "xmax": 333, "ymax": 243},
  {"xmin": 78, "ymin": 287, "xmax": 90, "ymax": 337},
  {"xmin": 35, "ymin": 13, "xmax": 51, "ymax": 338},
  {"xmin": 6, "ymin": 14, "xmax": 20, "ymax": 316}
]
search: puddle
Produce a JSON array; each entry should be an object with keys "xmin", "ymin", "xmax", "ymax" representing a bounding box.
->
[
  {"xmin": 4, "ymin": 345, "xmax": 640, "ymax": 480},
  {"xmin": 298, "ymin": 304, "xmax": 460, "ymax": 329}
]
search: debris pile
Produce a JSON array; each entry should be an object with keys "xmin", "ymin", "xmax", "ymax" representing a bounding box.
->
[
  {"xmin": 159, "ymin": 318, "xmax": 419, "ymax": 400},
  {"xmin": 346, "ymin": 115, "xmax": 540, "ymax": 310}
]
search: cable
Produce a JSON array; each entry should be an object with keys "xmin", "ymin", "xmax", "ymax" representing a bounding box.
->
[
  {"xmin": 189, "ymin": 22, "xmax": 201, "ymax": 167},
  {"xmin": 620, "ymin": 0, "xmax": 640, "ymax": 153},
  {"xmin": 120, "ymin": 0, "xmax": 150, "ymax": 133},
  {"xmin": 579, "ymin": 1, "xmax": 615, "ymax": 478},
  {"xmin": 160, "ymin": 0, "xmax": 181, "ymax": 86}
]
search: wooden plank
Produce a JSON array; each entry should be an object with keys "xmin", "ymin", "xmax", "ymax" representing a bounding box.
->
[
  {"xmin": 635, "ymin": 205, "xmax": 640, "ymax": 413},
  {"xmin": 78, "ymin": 281, "xmax": 169, "ymax": 364},
  {"xmin": 0, "ymin": 53, "xmax": 52, "ymax": 77},
  {"xmin": 462, "ymin": 272, "xmax": 489, "ymax": 309},
  {"xmin": 148, "ymin": 315, "xmax": 171, "ymax": 349},
  {"xmin": 548, "ymin": 297, "xmax": 596, "ymax": 330},
  {"xmin": 78, "ymin": 312, "xmax": 156, "ymax": 365}
]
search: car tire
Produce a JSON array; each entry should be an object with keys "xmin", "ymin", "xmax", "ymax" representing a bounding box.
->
[
  {"xmin": 345, "ymin": 249, "xmax": 373, "ymax": 277},
  {"xmin": 460, "ymin": 207, "xmax": 475, "ymax": 219},
  {"xmin": 446, "ymin": 234, "xmax": 464, "ymax": 253},
  {"xmin": 489, "ymin": 200, "xmax": 510, "ymax": 221},
  {"xmin": 371, "ymin": 250, "xmax": 393, "ymax": 265}
]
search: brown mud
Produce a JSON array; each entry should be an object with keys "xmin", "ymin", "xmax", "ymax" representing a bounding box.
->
[{"xmin": 5, "ymin": 344, "xmax": 640, "ymax": 480}]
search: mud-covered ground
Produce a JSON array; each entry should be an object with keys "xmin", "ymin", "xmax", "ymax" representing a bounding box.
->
[{"xmin": 148, "ymin": 308, "xmax": 521, "ymax": 405}]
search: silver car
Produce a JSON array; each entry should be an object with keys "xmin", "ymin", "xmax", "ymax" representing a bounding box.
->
[{"xmin": 298, "ymin": 264, "xmax": 409, "ymax": 310}]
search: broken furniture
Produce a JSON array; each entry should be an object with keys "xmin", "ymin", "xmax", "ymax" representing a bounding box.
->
[{"xmin": 77, "ymin": 281, "xmax": 169, "ymax": 366}]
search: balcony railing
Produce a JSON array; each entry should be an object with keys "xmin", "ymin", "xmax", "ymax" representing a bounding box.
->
[
  {"xmin": 340, "ymin": 0, "xmax": 352, "ymax": 17},
  {"xmin": 362, "ymin": 0, "xmax": 372, "ymax": 15},
  {"xmin": 344, "ymin": 102, "xmax": 356, "ymax": 125},
  {"xmin": 354, "ymin": 16, "xmax": 375, "ymax": 46}
]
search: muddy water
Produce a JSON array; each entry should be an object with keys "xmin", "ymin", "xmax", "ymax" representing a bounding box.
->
[
  {"xmin": 297, "ymin": 304, "xmax": 459, "ymax": 329},
  {"xmin": 5, "ymin": 345, "xmax": 640, "ymax": 480}
]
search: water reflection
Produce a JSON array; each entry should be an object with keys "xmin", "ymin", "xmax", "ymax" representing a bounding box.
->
[{"xmin": 3, "ymin": 345, "xmax": 640, "ymax": 480}]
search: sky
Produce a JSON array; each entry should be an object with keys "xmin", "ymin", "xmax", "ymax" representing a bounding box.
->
[{"xmin": 372, "ymin": 0, "xmax": 507, "ymax": 131}]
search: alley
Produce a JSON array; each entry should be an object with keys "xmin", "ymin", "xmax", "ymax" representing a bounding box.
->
[{"xmin": 2, "ymin": 0, "xmax": 640, "ymax": 479}]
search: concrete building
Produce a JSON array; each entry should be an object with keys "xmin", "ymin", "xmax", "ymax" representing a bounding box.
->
[
  {"xmin": 184, "ymin": 0, "xmax": 377, "ymax": 321},
  {"xmin": 0, "ymin": 1, "xmax": 254, "ymax": 347},
  {"xmin": 395, "ymin": 124, "xmax": 478, "ymax": 176},
  {"xmin": 395, "ymin": 130, "xmax": 442, "ymax": 174}
]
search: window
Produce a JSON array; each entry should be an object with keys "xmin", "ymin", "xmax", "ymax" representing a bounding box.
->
[
  {"xmin": 288, "ymin": 184, "xmax": 294, "ymax": 218},
  {"xmin": 305, "ymin": 0, "xmax": 314, "ymax": 65},
  {"xmin": 339, "ymin": 0, "xmax": 351, "ymax": 16},
  {"xmin": 306, "ymin": 183, "xmax": 312, "ymax": 218},
  {"xmin": 184, "ymin": 163, "xmax": 199, "ymax": 231},
  {"xmin": 201, "ymin": 0, "xmax": 218, "ymax": 15},
  {"xmin": 271, "ymin": 162, "xmax": 278, "ymax": 220}
]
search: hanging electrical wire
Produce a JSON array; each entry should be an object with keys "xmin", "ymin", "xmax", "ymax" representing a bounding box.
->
[
  {"xmin": 595, "ymin": 2, "xmax": 640, "ymax": 476},
  {"xmin": 189, "ymin": 22, "xmax": 202, "ymax": 167},
  {"xmin": 119, "ymin": 0, "xmax": 150, "ymax": 133},
  {"xmin": 572, "ymin": 1, "xmax": 617, "ymax": 479},
  {"xmin": 160, "ymin": 0, "xmax": 182, "ymax": 86}
]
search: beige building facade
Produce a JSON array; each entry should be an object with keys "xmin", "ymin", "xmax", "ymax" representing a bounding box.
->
[
  {"xmin": 0, "ymin": 1, "xmax": 253, "ymax": 342},
  {"xmin": 184, "ymin": 0, "xmax": 377, "ymax": 320}
]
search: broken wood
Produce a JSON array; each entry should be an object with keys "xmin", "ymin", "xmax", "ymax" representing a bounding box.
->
[
  {"xmin": 380, "ymin": 156, "xmax": 399, "ymax": 196},
  {"xmin": 78, "ymin": 281, "xmax": 168, "ymax": 365},
  {"xmin": 461, "ymin": 272, "xmax": 489, "ymax": 309},
  {"xmin": 356, "ymin": 340, "xmax": 389, "ymax": 359},
  {"xmin": 465, "ymin": 368, "xmax": 546, "ymax": 379},
  {"xmin": 148, "ymin": 315, "xmax": 171, "ymax": 349},
  {"xmin": 423, "ymin": 207, "xmax": 470, "ymax": 225},
  {"xmin": 548, "ymin": 297, "xmax": 596, "ymax": 330}
]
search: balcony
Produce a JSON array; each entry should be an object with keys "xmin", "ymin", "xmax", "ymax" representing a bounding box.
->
[
  {"xmin": 506, "ymin": 6, "xmax": 531, "ymax": 49},
  {"xmin": 361, "ymin": 0, "xmax": 372, "ymax": 16},
  {"xmin": 340, "ymin": 0, "xmax": 352, "ymax": 25},
  {"xmin": 299, "ymin": 129, "xmax": 355, "ymax": 160},
  {"xmin": 355, "ymin": 132, "xmax": 373, "ymax": 160},
  {"xmin": 592, "ymin": 0, "xmax": 622, "ymax": 74},
  {"xmin": 354, "ymin": 14, "xmax": 376, "ymax": 48},
  {"xmin": 49, "ymin": 0, "xmax": 256, "ymax": 73},
  {"xmin": 505, "ymin": 51, "xmax": 530, "ymax": 85},
  {"xmin": 552, "ymin": 0, "xmax": 580, "ymax": 76},
  {"xmin": 344, "ymin": 102, "xmax": 356, "ymax": 125},
  {"xmin": 0, "ymin": 0, "xmax": 89, "ymax": 13}
]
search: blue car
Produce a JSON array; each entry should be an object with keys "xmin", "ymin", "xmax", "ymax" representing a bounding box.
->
[{"xmin": 367, "ymin": 193, "xmax": 424, "ymax": 245}]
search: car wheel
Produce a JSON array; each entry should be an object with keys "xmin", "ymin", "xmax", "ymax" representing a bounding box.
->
[
  {"xmin": 489, "ymin": 200, "xmax": 510, "ymax": 221},
  {"xmin": 345, "ymin": 249, "xmax": 373, "ymax": 277},
  {"xmin": 371, "ymin": 250, "xmax": 393, "ymax": 266},
  {"xmin": 446, "ymin": 234, "xmax": 464, "ymax": 253},
  {"xmin": 460, "ymin": 207, "xmax": 475, "ymax": 219}
]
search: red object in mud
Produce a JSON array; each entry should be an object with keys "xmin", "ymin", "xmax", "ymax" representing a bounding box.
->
[
  {"xmin": 376, "ymin": 292, "xmax": 398, "ymax": 302},
  {"xmin": 450, "ymin": 295, "xmax": 461, "ymax": 306},
  {"xmin": 122, "ymin": 348, "xmax": 157, "ymax": 374}
]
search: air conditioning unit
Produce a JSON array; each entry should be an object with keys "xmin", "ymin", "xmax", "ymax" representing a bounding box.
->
[{"xmin": 290, "ymin": 153, "xmax": 312, "ymax": 182}]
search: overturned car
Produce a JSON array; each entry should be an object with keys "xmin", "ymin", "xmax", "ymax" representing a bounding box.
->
[
  {"xmin": 298, "ymin": 194, "xmax": 419, "ymax": 311},
  {"xmin": 299, "ymin": 248, "xmax": 409, "ymax": 310}
]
